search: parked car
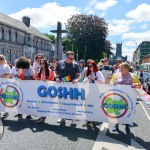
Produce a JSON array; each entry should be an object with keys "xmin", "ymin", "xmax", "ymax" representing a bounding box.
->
[{"xmin": 142, "ymin": 72, "xmax": 150, "ymax": 94}]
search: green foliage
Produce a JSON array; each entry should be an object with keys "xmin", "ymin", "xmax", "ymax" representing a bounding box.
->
[
  {"xmin": 65, "ymin": 14, "xmax": 112, "ymax": 61},
  {"xmin": 44, "ymin": 33, "xmax": 55, "ymax": 43}
]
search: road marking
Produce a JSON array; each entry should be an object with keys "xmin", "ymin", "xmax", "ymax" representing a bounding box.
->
[
  {"xmin": 92, "ymin": 123, "xmax": 145, "ymax": 150},
  {"xmin": 0, "ymin": 118, "xmax": 4, "ymax": 139},
  {"xmin": 139, "ymin": 101, "xmax": 150, "ymax": 121}
]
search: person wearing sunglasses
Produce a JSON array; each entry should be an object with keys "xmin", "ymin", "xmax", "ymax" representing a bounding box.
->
[
  {"xmin": 55, "ymin": 51, "xmax": 81, "ymax": 124},
  {"xmin": 114, "ymin": 57, "xmax": 123, "ymax": 73},
  {"xmin": 0, "ymin": 55, "xmax": 11, "ymax": 118},
  {"xmin": 34, "ymin": 59, "xmax": 54, "ymax": 124},
  {"xmin": 83, "ymin": 60, "xmax": 105, "ymax": 128}
]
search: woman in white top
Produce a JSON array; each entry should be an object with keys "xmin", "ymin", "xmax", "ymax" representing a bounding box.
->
[
  {"xmin": 83, "ymin": 60, "xmax": 105, "ymax": 84},
  {"xmin": 0, "ymin": 55, "xmax": 11, "ymax": 118},
  {"xmin": 83, "ymin": 60, "xmax": 105, "ymax": 128}
]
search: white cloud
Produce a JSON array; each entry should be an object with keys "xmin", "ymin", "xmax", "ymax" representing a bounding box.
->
[
  {"xmin": 89, "ymin": 0, "xmax": 97, "ymax": 7},
  {"xmin": 95, "ymin": 0, "xmax": 118, "ymax": 11},
  {"xmin": 124, "ymin": 41, "xmax": 137, "ymax": 47},
  {"xmin": 126, "ymin": 3, "xmax": 150, "ymax": 22},
  {"xmin": 139, "ymin": 24, "xmax": 148, "ymax": 29},
  {"xmin": 122, "ymin": 31, "xmax": 150, "ymax": 42},
  {"xmin": 87, "ymin": 10, "xmax": 95, "ymax": 14},
  {"xmin": 9, "ymin": 2, "xmax": 80, "ymax": 28},
  {"xmin": 108, "ymin": 19, "xmax": 135, "ymax": 35}
]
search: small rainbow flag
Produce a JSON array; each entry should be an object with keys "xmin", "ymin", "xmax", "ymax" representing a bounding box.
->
[{"xmin": 61, "ymin": 75, "xmax": 71, "ymax": 82}]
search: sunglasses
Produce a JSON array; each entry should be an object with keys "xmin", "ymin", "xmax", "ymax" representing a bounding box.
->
[
  {"xmin": 52, "ymin": 60, "xmax": 56, "ymax": 62},
  {"xmin": 0, "ymin": 57, "xmax": 4, "ymax": 60},
  {"xmin": 67, "ymin": 56, "xmax": 74, "ymax": 60},
  {"xmin": 41, "ymin": 63, "xmax": 45, "ymax": 65},
  {"xmin": 115, "ymin": 61, "xmax": 120, "ymax": 63},
  {"xmin": 88, "ymin": 65, "xmax": 93, "ymax": 68},
  {"xmin": 69, "ymin": 53, "xmax": 74, "ymax": 56}
]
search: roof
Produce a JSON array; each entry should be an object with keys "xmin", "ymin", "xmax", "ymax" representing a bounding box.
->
[{"xmin": 0, "ymin": 12, "xmax": 50, "ymax": 41}]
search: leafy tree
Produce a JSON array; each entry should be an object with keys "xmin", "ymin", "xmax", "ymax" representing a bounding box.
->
[
  {"xmin": 65, "ymin": 14, "xmax": 112, "ymax": 62},
  {"xmin": 44, "ymin": 33, "xmax": 55, "ymax": 43}
]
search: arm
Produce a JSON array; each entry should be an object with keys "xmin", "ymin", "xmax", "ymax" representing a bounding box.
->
[
  {"xmin": 0, "ymin": 73, "xmax": 11, "ymax": 78},
  {"xmin": 72, "ymin": 72, "xmax": 81, "ymax": 83}
]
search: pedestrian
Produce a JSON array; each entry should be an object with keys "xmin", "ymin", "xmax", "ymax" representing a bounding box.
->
[
  {"xmin": 0, "ymin": 55, "xmax": 11, "ymax": 118},
  {"xmin": 14, "ymin": 57, "xmax": 34, "ymax": 118},
  {"xmin": 114, "ymin": 57, "xmax": 123, "ymax": 73},
  {"xmin": 83, "ymin": 60, "xmax": 105, "ymax": 128},
  {"xmin": 55, "ymin": 51, "xmax": 81, "ymax": 124},
  {"xmin": 110, "ymin": 62, "xmax": 141, "ymax": 134},
  {"xmin": 35, "ymin": 59, "xmax": 54, "ymax": 124},
  {"xmin": 78, "ymin": 59, "xmax": 85, "ymax": 82}
]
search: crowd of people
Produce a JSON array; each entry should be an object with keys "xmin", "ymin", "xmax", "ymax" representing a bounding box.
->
[{"xmin": 0, "ymin": 52, "xmax": 141, "ymax": 134}]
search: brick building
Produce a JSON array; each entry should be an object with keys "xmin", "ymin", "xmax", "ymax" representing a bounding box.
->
[{"xmin": 0, "ymin": 13, "xmax": 54, "ymax": 63}]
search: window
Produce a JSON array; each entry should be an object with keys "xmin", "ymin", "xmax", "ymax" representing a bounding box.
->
[
  {"xmin": 8, "ymin": 30, "xmax": 11, "ymax": 41},
  {"xmin": 0, "ymin": 28, "xmax": 4, "ymax": 40},
  {"xmin": 0, "ymin": 49, "xmax": 4, "ymax": 54},
  {"xmin": 14, "ymin": 32, "xmax": 17, "ymax": 43}
]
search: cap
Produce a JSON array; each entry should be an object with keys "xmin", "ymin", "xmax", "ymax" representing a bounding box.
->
[{"xmin": 115, "ymin": 57, "xmax": 123, "ymax": 62}]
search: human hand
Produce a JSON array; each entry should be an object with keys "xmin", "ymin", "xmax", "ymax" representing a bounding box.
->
[
  {"xmin": 56, "ymin": 78, "xmax": 61, "ymax": 82},
  {"xmin": 72, "ymin": 79, "xmax": 78, "ymax": 84}
]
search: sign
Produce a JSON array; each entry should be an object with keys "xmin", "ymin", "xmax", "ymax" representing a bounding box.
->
[{"xmin": 0, "ymin": 79, "xmax": 138, "ymax": 125}]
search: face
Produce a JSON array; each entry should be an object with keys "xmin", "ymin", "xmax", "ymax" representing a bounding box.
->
[
  {"xmin": 40, "ymin": 61, "xmax": 45, "ymax": 68},
  {"xmin": 102, "ymin": 60, "xmax": 108, "ymax": 66},
  {"xmin": 37, "ymin": 56, "xmax": 43, "ymax": 63},
  {"xmin": 51, "ymin": 59, "xmax": 57, "ymax": 64},
  {"xmin": 79, "ymin": 62, "xmax": 84, "ymax": 67},
  {"xmin": 115, "ymin": 61, "xmax": 121, "ymax": 67},
  {"xmin": 120, "ymin": 66, "xmax": 129, "ymax": 75},
  {"xmin": 67, "ymin": 53, "xmax": 74, "ymax": 63},
  {"xmin": 0, "ymin": 56, "xmax": 5, "ymax": 64},
  {"xmin": 88, "ymin": 64, "xmax": 93, "ymax": 71}
]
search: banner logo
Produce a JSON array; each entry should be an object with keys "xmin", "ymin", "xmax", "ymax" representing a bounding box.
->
[
  {"xmin": 101, "ymin": 93, "xmax": 128, "ymax": 118},
  {"xmin": 0, "ymin": 85, "xmax": 20, "ymax": 107}
]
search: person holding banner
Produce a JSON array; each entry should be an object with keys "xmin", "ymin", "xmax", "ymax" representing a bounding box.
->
[
  {"xmin": 35, "ymin": 59, "xmax": 54, "ymax": 124},
  {"xmin": 55, "ymin": 51, "xmax": 81, "ymax": 124},
  {"xmin": 83, "ymin": 60, "xmax": 105, "ymax": 128},
  {"xmin": 0, "ymin": 55, "xmax": 11, "ymax": 118},
  {"xmin": 110, "ymin": 62, "xmax": 141, "ymax": 134},
  {"xmin": 14, "ymin": 57, "xmax": 34, "ymax": 118}
]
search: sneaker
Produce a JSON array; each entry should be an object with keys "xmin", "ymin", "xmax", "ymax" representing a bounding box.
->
[
  {"xmin": 71, "ymin": 120, "xmax": 76, "ymax": 124},
  {"xmin": 3, "ymin": 112, "xmax": 9, "ymax": 118},
  {"xmin": 37, "ymin": 117, "xmax": 46, "ymax": 124},
  {"xmin": 14, "ymin": 114, "xmax": 22, "ymax": 117},
  {"xmin": 57, "ymin": 118, "xmax": 65, "ymax": 123},
  {"xmin": 82, "ymin": 121, "xmax": 90, "ymax": 127},
  {"xmin": 125, "ymin": 126, "xmax": 130, "ymax": 134},
  {"xmin": 26, "ymin": 115, "xmax": 32, "ymax": 119},
  {"xmin": 112, "ymin": 124, "xmax": 119, "ymax": 132}
]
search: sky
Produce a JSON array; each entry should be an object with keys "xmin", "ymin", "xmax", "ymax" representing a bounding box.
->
[{"xmin": 0, "ymin": 0, "xmax": 150, "ymax": 61}]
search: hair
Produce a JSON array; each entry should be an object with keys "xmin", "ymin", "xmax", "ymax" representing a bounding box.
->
[
  {"xmin": 0, "ymin": 54, "xmax": 7, "ymax": 63},
  {"xmin": 50, "ymin": 57, "xmax": 57, "ymax": 62},
  {"xmin": 86, "ymin": 60, "xmax": 98, "ymax": 77},
  {"xmin": 38, "ymin": 59, "xmax": 49, "ymax": 79},
  {"xmin": 120, "ymin": 62, "xmax": 130, "ymax": 70},
  {"xmin": 79, "ymin": 59, "xmax": 85, "ymax": 67},
  {"xmin": 35, "ymin": 54, "xmax": 45, "ymax": 60},
  {"xmin": 66, "ymin": 51, "xmax": 74, "ymax": 56},
  {"xmin": 16, "ymin": 57, "xmax": 30, "ymax": 69}
]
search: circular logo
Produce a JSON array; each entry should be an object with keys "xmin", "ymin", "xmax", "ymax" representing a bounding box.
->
[
  {"xmin": 101, "ymin": 93, "xmax": 128, "ymax": 118},
  {"xmin": 0, "ymin": 85, "xmax": 20, "ymax": 108}
]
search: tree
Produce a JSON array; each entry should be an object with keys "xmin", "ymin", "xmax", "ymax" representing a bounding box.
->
[
  {"xmin": 66, "ymin": 14, "xmax": 112, "ymax": 62},
  {"xmin": 44, "ymin": 33, "xmax": 55, "ymax": 43}
]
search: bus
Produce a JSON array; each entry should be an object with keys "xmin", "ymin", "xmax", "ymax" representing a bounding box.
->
[{"xmin": 140, "ymin": 63, "xmax": 150, "ymax": 71}]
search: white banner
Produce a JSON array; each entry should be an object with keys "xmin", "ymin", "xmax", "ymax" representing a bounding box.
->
[{"xmin": 0, "ymin": 79, "xmax": 138, "ymax": 125}]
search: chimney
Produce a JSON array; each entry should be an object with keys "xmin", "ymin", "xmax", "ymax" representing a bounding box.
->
[{"xmin": 22, "ymin": 16, "xmax": 30, "ymax": 27}]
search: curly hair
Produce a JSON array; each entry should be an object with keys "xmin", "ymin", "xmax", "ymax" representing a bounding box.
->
[{"xmin": 16, "ymin": 57, "xmax": 30, "ymax": 69}]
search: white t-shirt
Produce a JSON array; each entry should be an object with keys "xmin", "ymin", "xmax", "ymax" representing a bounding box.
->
[
  {"xmin": 0, "ymin": 64, "xmax": 11, "ymax": 76},
  {"xmin": 11, "ymin": 66, "xmax": 19, "ymax": 79},
  {"xmin": 83, "ymin": 71, "xmax": 105, "ymax": 83}
]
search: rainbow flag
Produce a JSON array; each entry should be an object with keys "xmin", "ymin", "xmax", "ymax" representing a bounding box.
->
[{"xmin": 61, "ymin": 75, "xmax": 71, "ymax": 82}]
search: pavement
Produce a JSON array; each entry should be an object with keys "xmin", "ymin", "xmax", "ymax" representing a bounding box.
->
[{"xmin": 0, "ymin": 99, "xmax": 149, "ymax": 150}]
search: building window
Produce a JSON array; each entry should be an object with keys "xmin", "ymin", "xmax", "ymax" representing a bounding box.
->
[
  {"xmin": 0, "ymin": 28, "xmax": 4, "ymax": 40},
  {"xmin": 8, "ymin": 30, "xmax": 11, "ymax": 41},
  {"xmin": 14, "ymin": 32, "xmax": 17, "ymax": 43},
  {"xmin": 0, "ymin": 49, "xmax": 4, "ymax": 54},
  {"xmin": 41, "ymin": 41, "xmax": 43, "ymax": 49}
]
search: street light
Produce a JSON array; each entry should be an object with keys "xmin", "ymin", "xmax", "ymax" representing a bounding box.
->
[{"xmin": 84, "ymin": 46, "xmax": 86, "ymax": 62}]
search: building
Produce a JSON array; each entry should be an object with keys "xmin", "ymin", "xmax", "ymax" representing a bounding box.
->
[
  {"xmin": 133, "ymin": 41, "xmax": 150, "ymax": 70},
  {"xmin": 142, "ymin": 54, "xmax": 150, "ymax": 63},
  {"xmin": 110, "ymin": 42, "xmax": 127, "ymax": 65},
  {"xmin": 0, "ymin": 12, "xmax": 54, "ymax": 63}
]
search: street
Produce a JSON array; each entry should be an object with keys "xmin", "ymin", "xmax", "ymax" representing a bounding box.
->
[{"xmin": 0, "ymin": 99, "xmax": 149, "ymax": 150}]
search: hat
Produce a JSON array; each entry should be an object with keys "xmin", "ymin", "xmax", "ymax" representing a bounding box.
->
[{"xmin": 115, "ymin": 57, "xmax": 123, "ymax": 62}]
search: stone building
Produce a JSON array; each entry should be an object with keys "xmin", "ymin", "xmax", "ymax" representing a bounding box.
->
[
  {"xmin": 0, "ymin": 13, "xmax": 54, "ymax": 63},
  {"xmin": 133, "ymin": 41, "xmax": 150, "ymax": 70},
  {"xmin": 110, "ymin": 42, "xmax": 127, "ymax": 65}
]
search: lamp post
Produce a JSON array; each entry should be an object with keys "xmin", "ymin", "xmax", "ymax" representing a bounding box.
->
[{"xmin": 84, "ymin": 45, "xmax": 86, "ymax": 62}]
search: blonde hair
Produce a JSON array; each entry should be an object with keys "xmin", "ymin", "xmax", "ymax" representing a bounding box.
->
[
  {"xmin": 120, "ymin": 62, "xmax": 130, "ymax": 70},
  {"xmin": 0, "ymin": 54, "xmax": 7, "ymax": 64}
]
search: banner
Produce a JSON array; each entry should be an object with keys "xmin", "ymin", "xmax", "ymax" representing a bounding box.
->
[{"xmin": 0, "ymin": 79, "xmax": 138, "ymax": 125}]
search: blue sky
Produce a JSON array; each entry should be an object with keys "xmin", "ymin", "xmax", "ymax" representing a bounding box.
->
[{"xmin": 0, "ymin": 0, "xmax": 150, "ymax": 60}]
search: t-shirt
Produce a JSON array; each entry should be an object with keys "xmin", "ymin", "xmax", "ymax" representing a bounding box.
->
[
  {"xmin": 110, "ymin": 72, "xmax": 140, "ymax": 85},
  {"xmin": 56, "ymin": 60, "xmax": 80, "ymax": 82},
  {"xmin": 24, "ymin": 67, "xmax": 34, "ymax": 77},
  {"xmin": 100, "ymin": 65, "xmax": 113, "ymax": 71},
  {"xmin": 11, "ymin": 66, "xmax": 19, "ymax": 79},
  {"xmin": 83, "ymin": 71, "xmax": 105, "ymax": 83},
  {"xmin": 0, "ymin": 64, "xmax": 11, "ymax": 76},
  {"xmin": 79, "ymin": 67, "xmax": 85, "ymax": 82}
]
